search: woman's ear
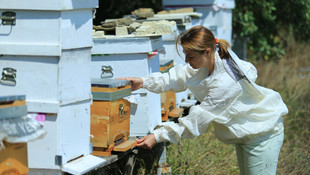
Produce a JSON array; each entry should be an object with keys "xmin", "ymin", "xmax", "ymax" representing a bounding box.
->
[{"xmin": 205, "ymin": 48, "xmax": 212, "ymax": 56}]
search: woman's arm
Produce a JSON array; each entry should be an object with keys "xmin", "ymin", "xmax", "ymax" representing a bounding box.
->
[
  {"xmin": 142, "ymin": 64, "xmax": 196, "ymax": 93},
  {"xmin": 135, "ymin": 103, "xmax": 229, "ymax": 149},
  {"xmin": 146, "ymin": 74, "xmax": 240, "ymax": 145},
  {"xmin": 118, "ymin": 64, "xmax": 194, "ymax": 92},
  {"xmin": 119, "ymin": 77, "xmax": 143, "ymax": 91},
  {"xmin": 134, "ymin": 105, "xmax": 211, "ymax": 149}
]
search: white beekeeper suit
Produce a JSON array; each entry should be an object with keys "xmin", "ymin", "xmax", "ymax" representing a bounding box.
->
[
  {"xmin": 142, "ymin": 50, "xmax": 288, "ymax": 144},
  {"xmin": 142, "ymin": 50, "xmax": 288, "ymax": 174}
]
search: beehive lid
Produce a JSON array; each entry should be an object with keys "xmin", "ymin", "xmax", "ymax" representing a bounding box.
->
[
  {"xmin": 0, "ymin": 0, "xmax": 99, "ymax": 10},
  {"xmin": 91, "ymin": 79, "xmax": 131, "ymax": 101},
  {"xmin": 92, "ymin": 36, "xmax": 163, "ymax": 55},
  {"xmin": 91, "ymin": 78, "xmax": 131, "ymax": 88},
  {"xmin": 0, "ymin": 95, "xmax": 25, "ymax": 103},
  {"xmin": 160, "ymin": 59, "xmax": 174, "ymax": 73},
  {"xmin": 160, "ymin": 59, "xmax": 173, "ymax": 67},
  {"xmin": 0, "ymin": 95, "xmax": 27, "ymax": 119}
]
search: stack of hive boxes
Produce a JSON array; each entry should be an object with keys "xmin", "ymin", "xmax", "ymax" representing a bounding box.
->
[
  {"xmin": 91, "ymin": 36, "xmax": 163, "ymax": 137},
  {"xmin": 162, "ymin": 0, "xmax": 235, "ymax": 44},
  {"xmin": 0, "ymin": 0, "xmax": 99, "ymax": 174}
]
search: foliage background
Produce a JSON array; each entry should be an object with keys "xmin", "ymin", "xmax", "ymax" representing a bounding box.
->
[
  {"xmin": 233, "ymin": 0, "xmax": 310, "ymax": 60},
  {"xmin": 93, "ymin": 0, "xmax": 162, "ymax": 25}
]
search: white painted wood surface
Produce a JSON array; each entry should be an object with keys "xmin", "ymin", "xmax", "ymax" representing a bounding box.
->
[
  {"xmin": 92, "ymin": 36, "xmax": 163, "ymax": 55},
  {"xmin": 0, "ymin": 0, "xmax": 98, "ymax": 10},
  {"xmin": 129, "ymin": 91, "xmax": 162, "ymax": 137},
  {"xmin": 0, "ymin": 48, "xmax": 92, "ymax": 113},
  {"xmin": 62, "ymin": 155, "xmax": 107, "ymax": 175},
  {"xmin": 0, "ymin": 10, "xmax": 94, "ymax": 54},
  {"xmin": 27, "ymin": 100, "xmax": 91, "ymax": 170},
  {"xmin": 162, "ymin": 0, "xmax": 235, "ymax": 8}
]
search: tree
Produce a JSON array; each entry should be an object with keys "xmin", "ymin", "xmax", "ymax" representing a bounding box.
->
[
  {"xmin": 93, "ymin": 0, "xmax": 162, "ymax": 25},
  {"xmin": 233, "ymin": 0, "xmax": 310, "ymax": 60}
]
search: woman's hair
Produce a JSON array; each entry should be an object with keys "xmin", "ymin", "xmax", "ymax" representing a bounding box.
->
[{"xmin": 176, "ymin": 25, "xmax": 231, "ymax": 59}]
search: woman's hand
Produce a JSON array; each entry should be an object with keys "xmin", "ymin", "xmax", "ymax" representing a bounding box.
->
[
  {"xmin": 136, "ymin": 134, "xmax": 157, "ymax": 149},
  {"xmin": 117, "ymin": 77, "xmax": 143, "ymax": 91}
]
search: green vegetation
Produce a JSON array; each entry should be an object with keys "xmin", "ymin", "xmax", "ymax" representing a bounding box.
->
[
  {"xmin": 93, "ymin": 0, "xmax": 162, "ymax": 25},
  {"xmin": 256, "ymin": 34, "xmax": 310, "ymax": 174},
  {"xmin": 233, "ymin": 0, "xmax": 310, "ymax": 60},
  {"xmin": 166, "ymin": 127, "xmax": 239, "ymax": 174}
]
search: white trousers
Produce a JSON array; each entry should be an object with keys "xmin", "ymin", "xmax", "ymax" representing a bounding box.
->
[{"xmin": 235, "ymin": 132, "xmax": 284, "ymax": 175}]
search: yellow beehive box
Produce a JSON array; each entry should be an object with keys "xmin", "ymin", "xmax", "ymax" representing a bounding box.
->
[
  {"xmin": 0, "ymin": 142, "xmax": 28, "ymax": 175},
  {"xmin": 90, "ymin": 79, "xmax": 135, "ymax": 156},
  {"xmin": 0, "ymin": 95, "xmax": 28, "ymax": 175}
]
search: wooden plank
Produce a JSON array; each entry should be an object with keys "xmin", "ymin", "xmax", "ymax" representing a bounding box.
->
[
  {"xmin": 91, "ymin": 85, "xmax": 131, "ymax": 92},
  {"xmin": 160, "ymin": 62, "xmax": 174, "ymax": 72},
  {"xmin": 92, "ymin": 147, "xmax": 114, "ymax": 157},
  {"xmin": 113, "ymin": 140, "xmax": 137, "ymax": 152},
  {"xmin": 0, "ymin": 100, "xmax": 26, "ymax": 108},
  {"xmin": 169, "ymin": 107, "xmax": 184, "ymax": 118}
]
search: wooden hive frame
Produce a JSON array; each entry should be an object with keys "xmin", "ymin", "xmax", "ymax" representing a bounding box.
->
[{"xmin": 160, "ymin": 61, "xmax": 184, "ymax": 122}]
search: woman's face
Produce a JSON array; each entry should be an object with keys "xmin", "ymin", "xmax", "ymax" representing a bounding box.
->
[{"xmin": 183, "ymin": 49, "xmax": 209, "ymax": 69}]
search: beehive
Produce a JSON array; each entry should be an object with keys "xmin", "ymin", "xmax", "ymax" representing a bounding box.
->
[
  {"xmin": 0, "ymin": 1, "xmax": 103, "ymax": 173},
  {"xmin": 91, "ymin": 36, "xmax": 163, "ymax": 137},
  {"xmin": 90, "ymin": 79, "xmax": 135, "ymax": 156},
  {"xmin": 159, "ymin": 60, "xmax": 184, "ymax": 121},
  {"xmin": 162, "ymin": 0, "xmax": 235, "ymax": 44}
]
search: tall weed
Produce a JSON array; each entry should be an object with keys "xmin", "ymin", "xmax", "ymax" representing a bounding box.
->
[{"xmin": 254, "ymin": 35, "xmax": 310, "ymax": 175}]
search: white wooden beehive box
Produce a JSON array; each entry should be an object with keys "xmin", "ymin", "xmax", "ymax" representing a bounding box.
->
[
  {"xmin": 0, "ymin": 0, "xmax": 98, "ymax": 113},
  {"xmin": 0, "ymin": 0, "xmax": 98, "ymax": 55},
  {"xmin": 91, "ymin": 36, "xmax": 163, "ymax": 137},
  {"xmin": 0, "ymin": 1, "xmax": 101, "ymax": 173},
  {"xmin": 27, "ymin": 100, "xmax": 92, "ymax": 171},
  {"xmin": 162, "ymin": 0, "xmax": 235, "ymax": 44},
  {"xmin": 0, "ymin": 0, "xmax": 98, "ymax": 10},
  {"xmin": 0, "ymin": 48, "xmax": 92, "ymax": 113}
]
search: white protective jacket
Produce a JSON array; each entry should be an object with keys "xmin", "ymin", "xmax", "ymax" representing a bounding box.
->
[{"xmin": 142, "ymin": 51, "xmax": 288, "ymax": 144}]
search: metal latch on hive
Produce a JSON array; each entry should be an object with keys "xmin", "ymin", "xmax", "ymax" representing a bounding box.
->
[
  {"xmin": 1, "ymin": 67, "xmax": 17, "ymax": 86},
  {"xmin": 1, "ymin": 11, "xmax": 16, "ymax": 26},
  {"xmin": 101, "ymin": 65, "xmax": 114, "ymax": 78}
]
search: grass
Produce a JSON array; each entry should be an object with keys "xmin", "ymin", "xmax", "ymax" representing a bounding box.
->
[
  {"xmin": 166, "ymin": 128, "xmax": 239, "ymax": 175},
  {"xmin": 164, "ymin": 37, "xmax": 310, "ymax": 174},
  {"xmin": 256, "ymin": 37, "xmax": 310, "ymax": 175}
]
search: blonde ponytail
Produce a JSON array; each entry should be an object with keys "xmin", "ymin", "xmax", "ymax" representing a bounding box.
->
[{"xmin": 217, "ymin": 39, "xmax": 231, "ymax": 59}]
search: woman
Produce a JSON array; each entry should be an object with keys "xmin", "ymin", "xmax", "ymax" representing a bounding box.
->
[{"xmin": 124, "ymin": 26, "xmax": 288, "ymax": 175}]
